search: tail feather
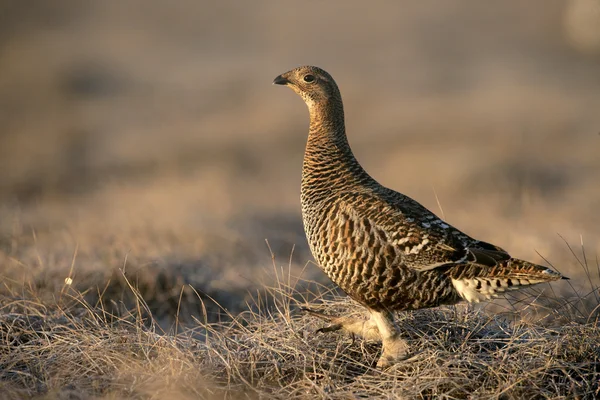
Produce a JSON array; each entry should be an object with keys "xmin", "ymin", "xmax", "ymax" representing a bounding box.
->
[{"xmin": 450, "ymin": 258, "xmax": 565, "ymax": 303}]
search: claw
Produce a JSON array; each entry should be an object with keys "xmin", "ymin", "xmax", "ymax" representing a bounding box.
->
[
  {"xmin": 300, "ymin": 307, "xmax": 337, "ymax": 322},
  {"xmin": 315, "ymin": 323, "xmax": 343, "ymax": 333},
  {"xmin": 300, "ymin": 307, "xmax": 343, "ymax": 334}
]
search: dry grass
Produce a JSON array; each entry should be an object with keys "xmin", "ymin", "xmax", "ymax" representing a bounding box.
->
[{"xmin": 1, "ymin": 251, "xmax": 599, "ymax": 400}]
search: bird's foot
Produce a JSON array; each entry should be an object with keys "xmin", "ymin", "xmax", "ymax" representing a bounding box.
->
[
  {"xmin": 300, "ymin": 307, "xmax": 381, "ymax": 340},
  {"xmin": 302, "ymin": 307, "xmax": 410, "ymax": 369},
  {"xmin": 377, "ymin": 336, "xmax": 410, "ymax": 369}
]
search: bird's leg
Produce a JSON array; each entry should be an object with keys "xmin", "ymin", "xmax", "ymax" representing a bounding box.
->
[
  {"xmin": 301, "ymin": 307, "xmax": 381, "ymax": 341},
  {"xmin": 370, "ymin": 309, "xmax": 410, "ymax": 369}
]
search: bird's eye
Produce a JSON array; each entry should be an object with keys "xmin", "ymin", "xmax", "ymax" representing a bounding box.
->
[{"xmin": 303, "ymin": 74, "xmax": 316, "ymax": 83}]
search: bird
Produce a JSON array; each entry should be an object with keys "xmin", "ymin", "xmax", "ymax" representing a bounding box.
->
[{"xmin": 273, "ymin": 65, "xmax": 567, "ymax": 368}]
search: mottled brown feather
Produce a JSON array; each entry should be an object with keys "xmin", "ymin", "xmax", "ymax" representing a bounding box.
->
[{"xmin": 274, "ymin": 65, "xmax": 565, "ymax": 312}]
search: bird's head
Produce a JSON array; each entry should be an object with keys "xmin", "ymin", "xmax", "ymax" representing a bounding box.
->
[{"xmin": 273, "ymin": 66, "xmax": 341, "ymax": 111}]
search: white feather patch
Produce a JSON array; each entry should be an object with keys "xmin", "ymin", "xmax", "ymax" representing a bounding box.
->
[
  {"xmin": 451, "ymin": 279, "xmax": 492, "ymax": 303},
  {"xmin": 451, "ymin": 277, "xmax": 547, "ymax": 303}
]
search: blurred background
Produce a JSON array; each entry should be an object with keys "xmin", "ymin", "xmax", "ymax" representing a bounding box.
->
[{"xmin": 0, "ymin": 0, "xmax": 599, "ymax": 325}]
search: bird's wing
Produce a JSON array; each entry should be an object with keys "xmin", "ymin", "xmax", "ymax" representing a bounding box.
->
[{"xmin": 340, "ymin": 190, "xmax": 510, "ymax": 272}]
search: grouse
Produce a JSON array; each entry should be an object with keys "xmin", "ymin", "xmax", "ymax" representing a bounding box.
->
[{"xmin": 273, "ymin": 65, "xmax": 566, "ymax": 368}]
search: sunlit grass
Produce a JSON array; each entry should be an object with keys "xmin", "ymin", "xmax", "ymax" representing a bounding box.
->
[{"xmin": 1, "ymin": 241, "xmax": 598, "ymax": 399}]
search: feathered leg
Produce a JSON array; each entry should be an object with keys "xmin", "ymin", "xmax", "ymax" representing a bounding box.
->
[
  {"xmin": 301, "ymin": 307, "xmax": 381, "ymax": 340},
  {"xmin": 302, "ymin": 307, "xmax": 409, "ymax": 368},
  {"xmin": 370, "ymin": 309, "xmax": 410, "ymax": 368}
]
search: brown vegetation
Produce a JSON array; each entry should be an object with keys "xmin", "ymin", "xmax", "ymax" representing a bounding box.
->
[{"xmin": 1, "ymin": 256, "xmax": 599, "ymax": 399}]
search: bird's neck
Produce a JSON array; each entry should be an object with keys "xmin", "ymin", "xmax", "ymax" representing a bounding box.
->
[
  {"xmin": 302, "ymin": 100, "xmax": 371, "ymax": 199},
  {"xmin": 307, "ymin": 101, "xmax": 350, "ymax": 157}
]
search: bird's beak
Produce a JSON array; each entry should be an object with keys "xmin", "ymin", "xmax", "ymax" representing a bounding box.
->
[{"xmin": 273, "ymin": 75, "xmax": 289, "ymax": 85}]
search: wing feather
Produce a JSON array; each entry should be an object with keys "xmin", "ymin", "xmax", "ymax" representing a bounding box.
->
[{"xmin": 339, "ymin": 190, "xmax": 512, "ymax": 273}]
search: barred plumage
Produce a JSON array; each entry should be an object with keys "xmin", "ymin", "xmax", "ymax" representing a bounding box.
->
[{"xmin": 273, "ymin": 66, "xmax": 566, "ymax": 368}]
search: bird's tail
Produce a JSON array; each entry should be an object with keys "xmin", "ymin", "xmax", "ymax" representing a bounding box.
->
[{"xmin": 450, "ymin": 258, "xmax": 566, "ymax": 303}]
